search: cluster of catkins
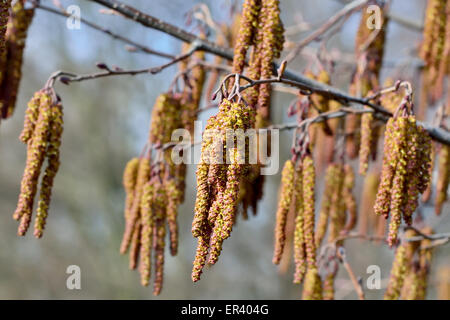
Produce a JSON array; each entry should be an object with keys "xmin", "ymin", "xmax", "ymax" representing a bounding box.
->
[
  {"xmin": 272, "ymin": 156, "xmax": 323, "ymax": 300},
  {"xmin": 374, "ymin": 114, "xmax": 432, "ymax": 246},
  {"xmin": 14, "ymin": 89, "xmax": 64, "ymax": 238},
  {"xmin": 0, "ymin": 0, "xmax": 34, "ymax": 121},
  {"xmin": 347, "ymin": 2, "xmax": 388, "ymax": 170},
  {"xmin": 120, "ymin": 93, "xmax": 189, "ymax": 295},
  {"xmin": 384, "ymin": 228, "xmax": 434, "ymax": 300},
  {"xmin": 419, "ymin": 0, "xmax": 449, "ymax": 105},
  {"xmin": 231, "ymin": 0, "xmax": 284, "ymax": 217},
  {"xmin": 120, "ymin": 35, "xmax": 207, "ymax": 294},
  {"xmin": 191, "ymin": 98, "xmax": 255, "ymax": 282}
]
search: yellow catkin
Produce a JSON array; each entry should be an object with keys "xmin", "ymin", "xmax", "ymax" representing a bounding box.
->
[
  {"xmin": 34, "ymin": 102, "xmax": 63, "ymax": 238},
  {"xmin": 123, "ymin": 158, "xmax": 140, "ymax": 220},
  {"xmin": 385, "ymin": 230, "xmax": 419, "ymax": 300},
  {"xmin": 384, "ymin": 244, "xmax": 408, "ymax": 300},
  {"xmin": 302, "ymin": 155, "xmax": 317, "ymax": 268},
  {"xmin": 302, "ymin": 267, "xmax": 323, "ymax": 300},
  {"xmin": 14, "ymin": 92, "xmax": 53, "ymax": 235},
  {"xmin": 273, "ymin": 159, "xmax": 295, "ymax": 264},
  {"xmin": 139, "ymin": 182, "xmax": 154, "ymax": 286}
]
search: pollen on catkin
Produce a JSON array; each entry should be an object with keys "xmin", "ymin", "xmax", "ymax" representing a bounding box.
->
[
  {"xmin": 14, "ymin": 90, "xmax": 63, "ymax": 238},
  {"xmin": 191, "ymin": 98, "xmax": 255, "ymax": 280},
  {"xmin": 374, "ymin": 115, "xmax": 432, "ymax": 247},
  {"xmin": 273, "ymin": 159, "xmax": 295, "ymax": 265}
]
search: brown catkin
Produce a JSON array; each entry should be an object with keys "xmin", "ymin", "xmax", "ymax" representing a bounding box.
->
[
  {"xmin": 435, "ymin": 145, "xmax": 449, "ymax": 215},
  {"xmin": 315, "ymin": 164, "xmax": 337, "ymax": 247},
  {"xmin": 129, "ymin": 220, "xmax": 141, "ymax": 270},
  {"xmin": 359, "ymin": 112, "xmax": 374, "ymax": 175},
  {"xmin": 120, "ymin": 158, "xmax": 150, "ymax": 254},
  {"xmin": 152, "ymin": 180, "xmax": 167, "ymax": 296},
  {"xmin": 273, "ymin": 159, "xmax": 295, "ymax": 264},
  {"xmin": 293, "ymin": 167, "xmax": 306, "ymax": 284},
  {"xmin": 0, "ymin": 1, "xmax": 10, "ymax": 55},
  {"xmin": 328, "ymin": 164, "xmax": 345, "ymax": 243},
  {"xmin": 0, "ymin": 1, "xmax": 34, "ymax": 119},
  {"xmin": 342, "ymin": 164, "xmax": 357, "ymax": 234},
  {"xmin": 437, "ymin": 267, "xmax": 450, "ymax": 300},
  {"xmin": 165, "ymin": 178, "xmax": 181, "ymax": 256},
  {"xmin": 359, "ymin": 171, "xmax": 380, "ymax": 235}
]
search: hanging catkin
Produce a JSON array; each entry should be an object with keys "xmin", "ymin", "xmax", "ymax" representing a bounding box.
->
[
  {"xmin": 374, "ymin": 115, "xmax": 432, "ymax": 246},
  {"xmin": 347, "ymin": 3, "xmax": 388, "ymax": 159},
  {"xmin": 435, "ymin": 144, "xmax": 449, "ymax": 214},
  {"xmin": 0, "ymin": 0, "xmax": 34, "ymax": 120},
  {"xmin": 191, "ymin": 98, "xmax": 255, "ymax": 281},
  {"xmin": 293, "ymin": 166, "xmax": 306, "ymax": 284},
  {"xmin": 384, "ymin": 229, "xmax": 419, "ymax": 300},
  {"xmin": 14, "ymin": 89, "xmax": 63, "ymax": 238},
  {"xmin": 0, "ymin": 0, "xmax": 10, "ymax": 55},
  {"xmin": 419, "ymin": 0, "xmax": 447, "ymax": 103},
  {"xmin": 273, "ymin": 159, "xmax": 295, "ymax": 264}
]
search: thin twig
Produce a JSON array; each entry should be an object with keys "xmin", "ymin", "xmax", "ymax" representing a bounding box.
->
[
  {"xmin": 337, "ymin": 247, "xmax": 365, "ymax": 300},
  {"xmin": 31, "ymin": 1, "xmax": 174, "ymax": 59},
  {"xmin": 284, "ymin": 0, "xmax": 369, "ymax": 63}
]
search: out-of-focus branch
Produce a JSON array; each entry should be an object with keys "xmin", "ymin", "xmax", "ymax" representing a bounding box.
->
[
  {"xmin": 284, "ymin": 0, "xmax": 369, "ymax": 63},
  {"xmin": 63, "ymin": 0, "xmax": 449, "ymax": 145},
  {"xmin": 31, "ymin": 1, "xmax": 174, "ymax": 59},
  {"xmin": 331, "ymin": 0, "xmax": 424, "ymax": 31}
]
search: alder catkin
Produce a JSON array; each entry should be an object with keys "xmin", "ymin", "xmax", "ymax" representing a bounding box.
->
[
  {"xmin": 435, "ymin": 145, "xmax": 449, "ymax": 215},
  {"xmin": 34, "ymin": 102, "xmax": 63, "ymax": 238},
  {"xmin": 293, "ymin": 167, "xmax": 306, "ymax": 284},
  {"xmin": 272, "ymin": 159, "xmax": 295, "ymax": 265},
  {"xmin": 0, "ymin": 1, "xmax": 34, "ymax": 119},
  {"xmin": 302, "ymin": 155, "xmax": 317, "ymax": 269},
  {"xmin": 15, "ymin": 93, "xmax": 53, "ymax": 235}
]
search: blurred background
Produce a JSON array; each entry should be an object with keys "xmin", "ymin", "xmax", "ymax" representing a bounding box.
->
[{"xmin": 0, "ymin": 0, "xmax": 448, "ymax": 299}]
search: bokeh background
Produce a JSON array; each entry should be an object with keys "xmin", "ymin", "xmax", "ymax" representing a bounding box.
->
[{"xmin": 0, "ymin": 0, "xmax": 448, "ymax": 299}]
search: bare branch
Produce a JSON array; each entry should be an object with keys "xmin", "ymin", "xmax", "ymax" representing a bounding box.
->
[
  {"xmin": 284, "ymin": 0, "xmax": 369, "ymax": 63},
  {"xmin": 31, "ymin": 1, "xmax": 174, "ymax": 59}
]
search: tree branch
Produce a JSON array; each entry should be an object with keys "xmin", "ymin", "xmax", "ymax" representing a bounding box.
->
[
  {"xmin": 79, "ymin": 0, "xmax": 449, "ymax": 146},
  {"xmin": 31, "ymin": 1, "xmax": 174, "ymax": 59},
  {"xmin": 284, "ymin": 0, "xmax": 369, "ymax": 63}
]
